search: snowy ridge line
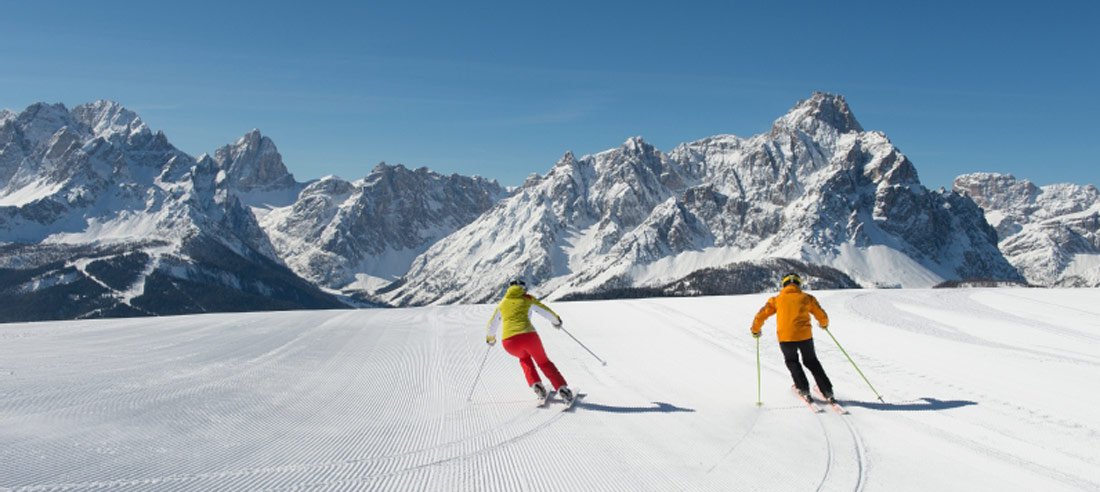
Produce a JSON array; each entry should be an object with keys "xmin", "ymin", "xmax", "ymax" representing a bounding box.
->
[
  {"xmin": 992, "ymin": 290, "xmax": 1100, "ymax": 319},
  {"xmin": 844, "ymin": 291, "xmax": 1100, "ymax": 366},
  {"xmin": 936, "ymin": 289, "xmax": 1100, "ymax": 345}
]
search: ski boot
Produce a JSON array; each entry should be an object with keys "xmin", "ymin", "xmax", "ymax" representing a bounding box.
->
[
  {"xmin": 532, "ymin": 381, "xmax": 549, "ymax": 401},
  {"xmin": 796, "ymin": 387, "xmax": 813, "ymax": 402},
  {"xmin": 557, "ymin": 385, "xmax": 576, "ymax": 405}
]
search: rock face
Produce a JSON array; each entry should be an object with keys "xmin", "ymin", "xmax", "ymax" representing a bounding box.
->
[
  {"xmin": 954, "ymin": 173, "xmax": 1100, "ymax": 287},
  {"xmin": 259, "ymin": 164, "xmax": 505, "ymax": 292},
  {"xmin": 211, "ymin": 129, "xmax": 303, "ymax": 208},
  {"xmin": 557, "ymin": 258, "xmax": 860, "ymax": 301},
  {"xmin": 0, "ymin": 102, "xmax": 343, "ymax": 322},
  {"xmin": 383, "ymin": 93, "xmax": 1022, "ymax": 306}
]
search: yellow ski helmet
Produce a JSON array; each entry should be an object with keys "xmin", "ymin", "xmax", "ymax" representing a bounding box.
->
[{"xmin": 781, "ymin": 273, "xmax": 802, "ymax": 287}]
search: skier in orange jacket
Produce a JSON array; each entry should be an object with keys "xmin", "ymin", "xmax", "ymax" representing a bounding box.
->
[{"xmin": 751, "ymin": 273, "xmax": 835, "ymax": 402}]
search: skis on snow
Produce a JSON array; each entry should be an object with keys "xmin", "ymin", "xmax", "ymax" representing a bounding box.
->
[
  {"xmin": 815, "ymin": 386, "xmax": 848, "ymax": 415},
  {"xmin": 792, "ymin": 386, "xmax": 823, "ymax": 413},
  {"xmin": 538, "ymin": 391, "xmax": 584, "ymax": 411},
  {"xmin": 561, "ymin": 392, "xmax": 584, "ymax": 412}
]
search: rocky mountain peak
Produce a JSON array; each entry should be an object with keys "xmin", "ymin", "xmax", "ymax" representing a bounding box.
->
[
  {"xmin": 11, "ymin": 103, "xmax": 73, "ymax": 145},
  {"xmin": 213, "ymin": 129, "xmax": 296, "ymax": 192},
  {"xmin": 621, "ymin": 136, "xmax": 655, "ymax": 155},
  {"xmin": 773, "ymin": 92, "xmax": 863, "ymax": 135},
  {"xmin": 71, "ymin": 100, "xmax": 147, "ymax": 140},
  {"xmin": 953, "ymin": 173, "xmax": 1039, "ymax": 212},
  {"xmin": 302, "ymin": 175, "xmax": 355, "ymax": 197}
]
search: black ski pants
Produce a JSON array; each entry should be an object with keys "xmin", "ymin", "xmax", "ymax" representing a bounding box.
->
[{"xmin": 779, "ymin": 338, "xmax": 833, "ymax": 395}]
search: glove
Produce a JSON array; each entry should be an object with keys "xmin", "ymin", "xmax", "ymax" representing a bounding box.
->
[
  {"xmin": 752, "ymin": 331, "xmax": 761, "ymax": 339},
  {"xmin": 821, "ymin": 325, "xmax": 829, "ymax": 331},
  {"xmin": 485, "ymin": 335, "xmax": 496, "ymax": 346},
  {"xmin": 552, "ymin": 317, "xmax": 563, "ymax": 329}
]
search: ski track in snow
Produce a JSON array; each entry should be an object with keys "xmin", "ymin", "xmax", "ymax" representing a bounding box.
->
[{"xmin": 1, "ymin": 289, "xmax": 1099, "ymax": 491}]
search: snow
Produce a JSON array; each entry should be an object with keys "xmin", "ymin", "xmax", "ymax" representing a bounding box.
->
[
  {"xmin": 42, "ymin": 211, "xmax": 179, "ymax": 245},
  {"xmin": 1, "ymin": 288, "xmax": 1098, "ymax": 490},
  {"xmin": 0, "ymin": 179, "xmax": 65, "ymax": 207},
  {"xmin": 822, "ymin": 243, "xmax": 945, "ymax": 288},
  {"xmin": 1062, "ymin": 253, "xmax": 1100, "ymax": 285}
]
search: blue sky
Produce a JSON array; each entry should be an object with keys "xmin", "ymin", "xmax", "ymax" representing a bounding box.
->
[{"xmin": 2, "ymin": 1, "xmax": 1096, "ymax": 189}]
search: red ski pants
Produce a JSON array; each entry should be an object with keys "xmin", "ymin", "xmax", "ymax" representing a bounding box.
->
[{"xmin": 501, "ymin": 332, "xmax": 567, "ymax": 389}]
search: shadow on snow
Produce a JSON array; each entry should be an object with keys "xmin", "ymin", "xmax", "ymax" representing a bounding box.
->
[
  {"xmin": 840, "ymin": 397, "xmax": 977, "ymax": 412},
  {"xmin": 576, "ymin": 401, "xmax": 696, "ymax": 414}
]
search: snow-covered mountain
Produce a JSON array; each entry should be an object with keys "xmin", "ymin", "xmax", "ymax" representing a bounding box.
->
[
  {"xmin": 0, "ymin": 101, "xmax": 343, "ymax": 322},
  {"xmin": 383, "ymin": 93, "xmax": 1021, "ymax": 306},
  {"xmin": 210, "ymin": 129, "xmax": 304, "ymax": 210},
  {"xmin": 954, "ymin": 173, "xmax": 1100, "ymax": 286},
  {"xmin": 260, "ymin": 164, "xmax": 505, "ymax": 293}
]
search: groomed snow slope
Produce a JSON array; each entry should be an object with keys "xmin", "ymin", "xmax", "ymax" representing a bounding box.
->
[{"xmin": 1, "ymin": 289, "xmax": 1098, "ymax": 491}]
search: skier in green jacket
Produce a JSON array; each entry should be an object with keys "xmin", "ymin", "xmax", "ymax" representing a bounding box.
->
[{"xmin": 486, "ymin": 279, "xmax": 575, "ymax": 404}]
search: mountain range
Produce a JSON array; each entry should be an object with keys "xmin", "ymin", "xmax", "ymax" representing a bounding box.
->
[
  {"xmin": 1, "ymin": 93, "xmax": 1091, "ymax": 322},
  {"xmin": 382, "ymin": 93, "xmax": 1022, "ymax": 305},
  {"xmin": 954, "ymin": 173, "xmax": 1099, "ymax": 287}
]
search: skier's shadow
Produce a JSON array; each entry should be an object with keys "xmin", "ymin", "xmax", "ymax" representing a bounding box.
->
[
  {"xmin": 840, "ymin": 397, "xmax": 977, "ymax": 412},
  {"xmin": 576, "ymin": 401, "xmax": 696, "ymax": 414}
]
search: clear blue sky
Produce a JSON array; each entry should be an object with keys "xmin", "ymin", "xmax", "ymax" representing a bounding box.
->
[{"xmin": 2, "ymin": 1, "xmax": 1096, "ymax": 189}]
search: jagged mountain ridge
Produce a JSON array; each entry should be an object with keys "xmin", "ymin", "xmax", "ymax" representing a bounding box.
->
[
  {"xmin": 557, "ymin": 258, "xmax": 860, "ymax": 301},
  {"xmin": 383, "ymin": 93, "xmax": 1022, "ymax": 306},
  {"xmin": 0, "ymin": 99, "xmax": 511, "ymax": 321},
  {"xmin": 1, "ymin": 94, "xmax": 1050, "ymax": 321},
  {"xmin": 954, "ymin": 173, "xmax": 1100, "ymax": 287},
  {"xmin": 0, "ymin": 101, "xmax": 344, "ymax": 321},
  {"xmin": 260, "ymin": 164, "xmax": 505, "ymax": 292}
]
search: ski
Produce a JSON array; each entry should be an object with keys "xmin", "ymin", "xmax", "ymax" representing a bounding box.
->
[
  {"xmin": 824, "ymin": 400, "xmax": 847, "ymax": 414},
  {"xmin": 792, "ymin": 386, "xmax": 823, "ymax": 413},
  {"xmin": 536, "ymin": 390, "xmax": 555, "ymax": 408},
  {"xmin": 814, "ymin": 387, "xmax": 848, "ymax": 414},
  {"xmin": 561, "ymin": 392, "xmax": 585, "ymax": 412}
]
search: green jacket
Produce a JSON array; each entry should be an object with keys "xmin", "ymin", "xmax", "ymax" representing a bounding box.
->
[{"xmin": 486, "ymin": 285, "xmax": 561, "ymax": 341}]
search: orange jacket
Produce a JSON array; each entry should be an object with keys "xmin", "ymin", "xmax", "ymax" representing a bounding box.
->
[{"xmin": 751, "ymin": 284, "xmax": 829, "ymax": 342}]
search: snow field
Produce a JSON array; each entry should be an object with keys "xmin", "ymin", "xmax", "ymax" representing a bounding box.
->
[{"xmin": 1, "ymin": 289, "xmax": 1099, "ymax": 491}]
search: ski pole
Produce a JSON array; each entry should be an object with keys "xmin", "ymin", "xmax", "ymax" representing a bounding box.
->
[
  {"xmin": 466, "ymin": 345, "xmax": 493, "ymax": 402},
  {"xmin": 560, "ymin": 326, "xmax": 607, "ymax": 366},
  {"xmin": 825, "ymin": 328, "xmax": 885, "ymax": 403},
  {"xmin": 755, "ymin": 337, "xmax": 762, "ymax": 406}
]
